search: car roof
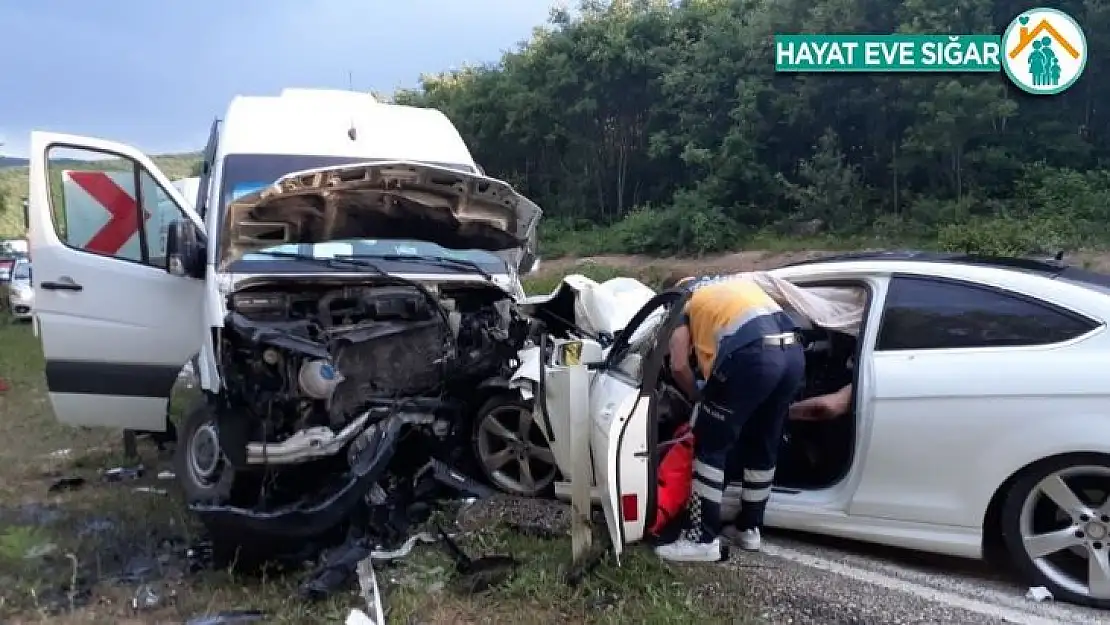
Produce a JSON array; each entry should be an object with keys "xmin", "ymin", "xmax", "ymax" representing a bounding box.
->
[{"xmin": 782, "ymin": 250, "xmax": 1110, "ymax": 292}]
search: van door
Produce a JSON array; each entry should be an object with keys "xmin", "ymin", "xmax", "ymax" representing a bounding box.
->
[
  {"xmin": 591, "ymin": 289, "xmax": 690, "ymax": 557},
  {"xmin": 28, "ymin": 132, "xmax": 206, "ymax": 431}
]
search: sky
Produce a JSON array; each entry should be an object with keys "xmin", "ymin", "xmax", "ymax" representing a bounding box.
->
[{"xmin": 0, "ymin": 0, "xmax": 559, "ymax": 158}]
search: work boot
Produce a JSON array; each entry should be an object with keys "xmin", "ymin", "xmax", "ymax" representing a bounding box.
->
[
  {"xmin": 654, "ymin": 537, "xmax": 726, "ymax": 563},
  {"xmin": 723, "ymin": 526, "xmax": 761, "ymax": 551}
]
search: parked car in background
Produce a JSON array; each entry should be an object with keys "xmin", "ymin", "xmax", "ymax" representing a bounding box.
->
[
  {"xmin": 0, "ymin": 239, "xmax": 29, "ymax": 283},
  {"xmin": 7, "ymin": 258, "xmax": 33, "ymax": 320}
]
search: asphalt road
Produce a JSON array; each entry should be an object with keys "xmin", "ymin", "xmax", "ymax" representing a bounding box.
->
[{"xmin": 722, "ymin": 530, "xmax": 1109, "ymax": 624}]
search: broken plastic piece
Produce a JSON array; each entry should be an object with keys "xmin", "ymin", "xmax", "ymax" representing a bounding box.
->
[
  {"xmin": 134, "ymin": 486, "xmax": 168, "ymax": 495},
  {"xmin": 416, "ymin": 459, "xmax": 496, "ymax": 499},
  {"xmin": 300, "ymin": 538, "xmax": 372, "ymax": 601},
  {"xmin": 355, "ymin": 556, "xmax": 386, "ymax": 625},
  {"xmin": 184, "ymin": 610, "xmax": 267, "ymax": 625},
  {"xmin": 131, "ymin": 584, "xmax": 161, "ymax": 610},
  {"xmin": 48, "ymin": 476, "xmax": 86, "ymax": 493},
  {"xmin": 437, "ymin": 525, "xmax": 518, "ymax": 594},
  {"xmin": 103, "ymin": 465, "xmax": 145, "ymax": 482},
  {"xmin": 347, "ymin": 608, "xmax": 379, "ymax": 625},
  {"xmin": 369, "ymin": 532, "xmax": 439, "ymax": 560},
  {"xmin": 1025, "ymin": 586, "xmax": 1054, "ymax": 602}
]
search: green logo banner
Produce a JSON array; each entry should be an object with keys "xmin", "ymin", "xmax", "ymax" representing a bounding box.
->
[{"xmin": 774, "ymin": 35, "xmax": 1003, "ymax": 72}]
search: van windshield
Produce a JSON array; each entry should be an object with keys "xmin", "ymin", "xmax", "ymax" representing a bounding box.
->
[
  {"xmin": 12, "ymin": 263, "xmax": 30, "ymax": 280},
  {"xmin": 217, "ymin": 154, "xmax": 507, "ymax": 272}
]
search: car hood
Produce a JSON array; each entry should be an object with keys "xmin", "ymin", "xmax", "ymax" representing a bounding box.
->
[{"xmin": 218, "ymin": 161, "xmax": 541, "ymax": 272}]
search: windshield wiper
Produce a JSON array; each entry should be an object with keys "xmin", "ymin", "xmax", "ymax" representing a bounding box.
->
[
  {"xmin": 248, "ymin": 250, "xmax": 387, "ymax": 275},
  {"xmin": 334, "ymin": 254, "xmax": 493, "ymax": 282}
]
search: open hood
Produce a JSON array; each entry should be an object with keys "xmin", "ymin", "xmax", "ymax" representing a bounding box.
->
[{"xmin": 218, "ymin": 161, "xmax": 542, "ymax": 272}]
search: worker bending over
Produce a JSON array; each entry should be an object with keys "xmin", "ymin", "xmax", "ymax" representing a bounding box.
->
[{"xmin": 655, "ymin": 273, "xmax": 805, "ymax": 563}]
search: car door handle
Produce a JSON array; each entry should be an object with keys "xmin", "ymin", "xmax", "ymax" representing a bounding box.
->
[{"xmin": 40, "ymin": 278, "xmax": 83, "ymax": 292}]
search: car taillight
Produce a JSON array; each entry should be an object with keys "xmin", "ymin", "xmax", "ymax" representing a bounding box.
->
[{"xmin": 621, "ymin": 493, "xmax": 639, "ymax": 522}]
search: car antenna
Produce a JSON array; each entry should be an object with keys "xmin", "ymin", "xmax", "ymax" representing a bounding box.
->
[{"xmin": 346, "ymin": 70, "xmax": 358, "ymax": 141}]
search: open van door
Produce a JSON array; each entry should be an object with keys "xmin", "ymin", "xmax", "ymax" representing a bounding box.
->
[
  {"xmin": 590, "ymin": 289, "xmax": 690, "ymax": 559},
  {"xmin": 28, "ymin": 132, "xmax": 206, "ymax": 431}
]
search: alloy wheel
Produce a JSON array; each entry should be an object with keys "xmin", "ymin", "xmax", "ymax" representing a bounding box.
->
[
  {"xmin": 1018, "ymin": 465, "xmax": 1110, "ymax": 602},
  {"xmin": 475, "ymin": 403, "xmax": 557, "ymax": 496}
]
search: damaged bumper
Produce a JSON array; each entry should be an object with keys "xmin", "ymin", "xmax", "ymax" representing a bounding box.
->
[{"xmin": 192, "ymin": 414, "xmax": 407, "ymax": 539}]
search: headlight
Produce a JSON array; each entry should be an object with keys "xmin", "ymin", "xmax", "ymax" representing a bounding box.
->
[{"xmin": 11, "ymin": 285, "xmax": 32, "ymax": 300}]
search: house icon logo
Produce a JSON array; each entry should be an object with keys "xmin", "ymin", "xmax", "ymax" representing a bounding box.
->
[{"xmin": 1001, "ymin": 8, "xmax": 1087, "ymax": 95}]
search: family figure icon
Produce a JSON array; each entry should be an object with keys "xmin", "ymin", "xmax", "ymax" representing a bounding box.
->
[{"xmin": 1028, "ymin": 37, "xmax": 1061, "ymax": 86}]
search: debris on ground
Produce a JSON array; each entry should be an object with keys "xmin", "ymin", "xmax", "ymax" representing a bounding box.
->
[
  {"xmin": 347, "ymin": 607, "xmax": 380, "ymax": 625},
  {"xmin": 354, "ymin": 558, "xmax": 386, "ymax": 625},
  {"xmin": 130, "ymin": 583, "xmax": 162, "ymax": 610},
  {"xmin": 437, "ymin": 525, "xmax": 518, "ymax": 594},
  {"xmin": 47, "ymin": 476, "xmax": 86, "ymax": 493},
  {"xmin": 184, "ymin": 610, "xmax": 267, "ymax": 624},
  {"xmin": 1025, "ymin": 586, "xmax": 1054, "ymax": 602},
  {"xmin": 456, "ymin": 494, "xmax": 573, "ymax": 539},
  {"xmin": 156, "ymin": 470, "xmax": 176, "ymax": 480},
  {"xmin": 102, "ymin": 464, "xmax": 144, "ymax": 482},
  {"xmin": 133, "ymin": 486, "xmax": 168, "ymax": 496}
]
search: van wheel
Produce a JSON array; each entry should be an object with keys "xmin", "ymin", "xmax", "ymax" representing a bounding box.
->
[
  {"xmin": 174, "ymin": 401, "xmax": 236, "ymax": 503},
  {"xmin": 472, "ymin": 395, "xmax": 558, "ymax": 497},
  {"xmin": 1000, "ymin": 453, "xmax": 1110, "ymax": 609}
]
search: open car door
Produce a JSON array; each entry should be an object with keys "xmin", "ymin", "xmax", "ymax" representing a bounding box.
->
[
  {"xmin": 590, "ymin": 288, "xmax": 690, "ymax": 559},
  {"xmin": 28, "ymin": 132, "xmax": 206, "ymax": 431}
]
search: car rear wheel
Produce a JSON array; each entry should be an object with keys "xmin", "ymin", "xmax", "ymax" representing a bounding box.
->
[
  {"xmin": 174, "ymin": 400, "xmax": 236, "ymax": 503},
  {"xmin": 1001, "ymin": 453, "xmax": 1110, "ymax": 609},
  {"xmin": 472, "ymin": 395, "xmax": 558, "ymax": 497}
]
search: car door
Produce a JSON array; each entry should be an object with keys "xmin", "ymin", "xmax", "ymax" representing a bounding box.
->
[
  {"xmin": 28, "ymin": 132, "xmax": 206, "ymax": 431},
  {"xmin": 849, "ymin": 273, "xmax": 1103, "ymax": 529},
  {"xmin": 591, "ymin": 288, "xmax": 689, "ymax": 556}
]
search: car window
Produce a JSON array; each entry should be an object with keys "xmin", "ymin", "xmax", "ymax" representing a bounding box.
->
[
  {"xmin": 12, "ymin": 263, "xmax": 30, "ymax": 281},
  {"xmin": 876, "ymin": 276, "xmax": 1098, "ymax": 351},
  {"xmin": 45, "ymin": 145, "xmax": 185, "ymax": 268}
]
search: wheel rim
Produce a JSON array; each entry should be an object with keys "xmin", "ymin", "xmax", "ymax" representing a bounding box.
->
[
  {"xmin": 1018, "ymin": 465, "xmax": 1110, "ymax": 600},
  {"xmin": 476, "ymin": 404, "xmax": 557, "ymax": 495},
  {"xmin": 188, "ymin": 422, "xmax": 223, "ymax": 486}
]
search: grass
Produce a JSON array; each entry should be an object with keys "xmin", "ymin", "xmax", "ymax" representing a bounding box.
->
[{"xmin": 0, "ymin": 311, "xmax": 761, "ymax": 624}]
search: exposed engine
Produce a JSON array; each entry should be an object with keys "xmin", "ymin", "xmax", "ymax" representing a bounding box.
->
[{"xmin": 217, "ymin": 277, "xmax": 528, "ymax": 468}]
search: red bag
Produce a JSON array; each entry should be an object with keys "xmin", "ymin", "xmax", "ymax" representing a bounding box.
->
[{"xmin": 649, "ymin": 423, "xmax": 694, "ymax": 536}]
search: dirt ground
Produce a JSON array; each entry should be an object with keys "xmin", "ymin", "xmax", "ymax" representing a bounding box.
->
[{"xmin": 0, "ymin": 315, "xmax": 760, "ymax": 624}]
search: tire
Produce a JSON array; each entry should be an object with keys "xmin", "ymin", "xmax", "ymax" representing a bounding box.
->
[
  {"xmin": 174, "ymin": 399, "xmax": 236, "ymax": 503},
  {"xmin": 1000, "ymin": 452, "xmax": 1110, "ymax": 609},
  {"xmin": 471, "ymin": 394, "xmax": 559, "ymax": 497}
]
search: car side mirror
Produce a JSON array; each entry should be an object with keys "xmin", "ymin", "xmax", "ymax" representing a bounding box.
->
[{"xmin": 165, "ymin": 220, "xmax": 206, "ymax": 279}]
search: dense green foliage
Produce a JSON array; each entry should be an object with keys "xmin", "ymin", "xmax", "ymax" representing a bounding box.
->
[
  {"xmin": 396, "ymin": 0, "xmax": 1110, "ymax": 257},
  {"xmin": 0, "ymin": 154, "xmax": 200, "ymax": 238}
]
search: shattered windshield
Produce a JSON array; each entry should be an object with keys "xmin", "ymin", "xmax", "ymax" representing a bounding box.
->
[{"xmin": 218, "ymin": 154, "xmax": 506, "ymax": 273}]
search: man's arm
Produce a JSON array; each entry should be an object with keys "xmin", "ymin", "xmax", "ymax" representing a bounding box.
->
[
  {"xmin": 789, "ymin": 383, "xmax": 853, "ymax": 421},
  {"xmin": 669, "ymin": 323, "xmax": 697, "ymax": 399}
]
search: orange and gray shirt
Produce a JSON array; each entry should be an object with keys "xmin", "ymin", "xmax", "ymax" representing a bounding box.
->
[{"xmin": 681, "ymin": 276, "xmax": 798, "ymax": 378}]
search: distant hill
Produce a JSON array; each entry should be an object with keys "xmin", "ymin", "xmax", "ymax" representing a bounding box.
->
[{"xmin": 0, "ymin": 152, "xmax": 201, "ymax": 238}]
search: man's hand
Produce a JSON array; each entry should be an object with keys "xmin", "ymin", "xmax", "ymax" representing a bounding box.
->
[{"xmin": 789, "ymin": 384, "xmax": 852, "ymax": 422}]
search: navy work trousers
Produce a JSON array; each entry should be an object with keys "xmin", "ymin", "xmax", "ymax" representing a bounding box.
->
[{"xmin": 687, "ymin": 339, "xmax": 805, "ymax": 542}]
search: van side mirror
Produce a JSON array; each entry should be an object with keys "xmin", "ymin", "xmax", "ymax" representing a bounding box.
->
[{"xmin": 165, "ymin": 220, "xmax": 206, "ymax": 279}]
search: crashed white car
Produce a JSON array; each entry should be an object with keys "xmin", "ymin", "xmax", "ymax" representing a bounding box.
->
[
  {"xmin": 27, "ymin": 89, "xmax": 558, "ymax": 545},
  {"xmin": 535, "ymin": 253, "xmax": 1110, "ymax": 609}
]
